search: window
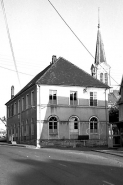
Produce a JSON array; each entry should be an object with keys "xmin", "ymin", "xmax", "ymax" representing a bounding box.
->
[
  {"xmin": 105, "ymin": 73, "xmax": 108, "ymax": 85},
  {"xmin": 26, "ymin": 94, "xmax": 29, "ymax": 109},
  {"xmin": 7, "ymin": 106, "xmax": 10, "ymax": 118},
  {"xmin": 16, "ymin": 126, "xmax": 18, "ymax": 137},
  {"xmin": 49, "ymin": 90, "xmax": 57, "ymax": 104},
  {"xmin": 14, "ymin": 124, "xmax": 16, "ymax": 136},
  {"xmin": 31, "ymin": 118, "xmax": 34, "ymax": 135},
  {"xmin": 18, "ymin": 99, "xmax": 20, "ymax": 113},
  {"xmin": 26, "ymin": 120, "xmax": 29, "ymax": 136},
  {"xmin": 70, "ymin": 91, "xmax": 77, "ymax": 105},
  {"xmin": 18, "ymin": 123, "xmax": 20, "ymax": 138},
  {"xmin": 49, "ymin": 116, "xmax": 58, "ymax": 134},
  {"xmin": 31, "ymin": 91, "xmax": 34, "ymax": 106},
  {"xmin": 69, "ymin": 116, "xmax": 79, "ymax": 133},
  {"xmin": 21, "ymin": 121, "xmax": 25, "ymax": 136},
  {"xmin": 24, "ymin": 123, "xmax": 26, "ymax": 136},
  {"xmin": 14, "ymin": 102, "xmax": 16, "ymax": 115},
  {"xmin": 21, "ymin": 124, "xmax": 24, "ymax": 137},
  {"xmin": 11, "ymin": 104, "xmax": 14, "ymax": 116},
  {"xmin": 90, "ymin": 117, "xmax": 98, "ymax": 133},
  {"xmin": 100, "ymin": 73, "xmax": 103, "ymax": 82},
  {"xmin": 90, "ymin": 92, "xmax": 97, "ymax": 106},
  {"xmin": 22, "ymin": 97, "xmax": 24, "ymax": 111}
]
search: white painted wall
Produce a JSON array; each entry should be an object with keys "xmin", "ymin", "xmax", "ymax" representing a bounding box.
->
[
  {"xmin": 39, "ymin": 85, "xmax": 107, "ymax": 104},
  {"xmin": 36, "ymin": 84, "xmax": 108, "ymax": 140}
]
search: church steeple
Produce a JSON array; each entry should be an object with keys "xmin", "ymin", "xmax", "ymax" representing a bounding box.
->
[
  {"xmin": 94, "ymin": 8, "xmax": 106, "ymax": 66},
  {"xmin": 98, "ymin": 7, "xmax": 100, "ymax": 29},
  {"xmin": 91, "ymin": 8, "xmax": 111, "ymax": 86}
]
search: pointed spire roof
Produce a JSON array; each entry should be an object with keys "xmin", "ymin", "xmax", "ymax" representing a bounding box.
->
[{"xmin": 94, "ymin": 8, "xmax": 107, "ymax": 65}]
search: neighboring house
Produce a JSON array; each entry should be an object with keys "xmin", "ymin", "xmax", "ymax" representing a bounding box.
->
[
  {"xmin": 5, "ymin": 56, "xmax": 110, "ymax": 147},
  {"xmin": 0, "ymin": 119, "xmax": 6, "ymax": 138},
  {"xmin": 108, "ymin": 77, "xmax": 123, "ymax": 148},
  {"xmin": 116, "ymin": 76, "xmax": 123, "ymax": 146}
]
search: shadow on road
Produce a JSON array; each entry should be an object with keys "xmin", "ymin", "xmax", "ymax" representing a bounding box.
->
[{"xmin": 10, "ymin": 154, "xmax": 123, "ymax": 185}]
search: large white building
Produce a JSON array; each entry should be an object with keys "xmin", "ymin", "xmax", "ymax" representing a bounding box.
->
[{"xmin": 6, "ymin": 56, "xmax": 110, "ymax": 147}]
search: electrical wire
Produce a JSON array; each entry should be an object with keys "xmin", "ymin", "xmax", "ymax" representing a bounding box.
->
[
  {"xmin": 0, "ymin": 0, "xmax": 21, "ymax": 87},
  {"xmin": 0, "ymin": 65, "xmax": 33, "ymax": 76},
  {"xmin": 48, "ymin": 0, "xmax": 120, "ymax": 87}
]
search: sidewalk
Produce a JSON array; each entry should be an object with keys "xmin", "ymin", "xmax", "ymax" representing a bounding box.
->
[
  {"xmin": 0, "ymin": 142, "xmax": 37, "ymax": 149},
  {"xmin": 91, "ymin": 147, "xmax": 123, "ymax": 157},
  {"xmin": 0, "ymin": 142, "xmax": 123, "ymax": 157}
]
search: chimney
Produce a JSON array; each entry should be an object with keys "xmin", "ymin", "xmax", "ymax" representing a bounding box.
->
[
  {"xmin": 52, "ymin": 55, "xmax": 57, "ymax": 64},
  {"xmin": 11, "ymin": 86, "xmax": 14, "ymax": 99}
]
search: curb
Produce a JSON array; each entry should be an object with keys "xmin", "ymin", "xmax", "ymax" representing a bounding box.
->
[
  {"xmin": 0, "ymin": 142, "xmax": 37, "ymax": 149},
  {"xmin": 92, "ymin": 149, "xmax": 123, "ymax": 157},
  {"xmin": 1, "ymin": 142, "xmax": 123, "ymax": 157}
]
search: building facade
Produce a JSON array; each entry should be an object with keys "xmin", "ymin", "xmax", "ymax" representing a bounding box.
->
[
  {"xmin": 116, "ymin": 76, "xmax": 123, "ymax": 146},
  {"xmin": 6, "ymin": 56, "xmax": 109, "ymax": 147}
]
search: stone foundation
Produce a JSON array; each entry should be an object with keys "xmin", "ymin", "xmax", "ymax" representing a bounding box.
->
[{"xmin": 40, "ymin": 139, "xmax": 107, "ymax": 148}]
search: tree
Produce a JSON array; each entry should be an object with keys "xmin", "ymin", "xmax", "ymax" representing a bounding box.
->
[
  {"xmin": 109, "ymin": 105, "xmax": 119, "ymax": 123},
  {"xmin": 0, "ymin": 116, "xmax": 7, "ymax": 127}
]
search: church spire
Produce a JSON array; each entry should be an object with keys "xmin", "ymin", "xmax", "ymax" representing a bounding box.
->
[
  {"xmin": 94, "ymin": 8, "xmax": 106, "ymax": 66},
  {"xmin": 98, "ymin": 7, "xmax": 100, "ymax": 29},
  {"xmin": 91, "ymin": 8, "xmax": 111, "ymax": 87}
]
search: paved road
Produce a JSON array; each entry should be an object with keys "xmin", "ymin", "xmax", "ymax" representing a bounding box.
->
[{"xmin": 0, "ymin": 145, "xmax": 123, "ymax": 185}]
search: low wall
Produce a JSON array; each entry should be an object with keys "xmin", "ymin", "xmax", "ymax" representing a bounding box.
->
[{"xmin": 40, "ymin": 139, "xmax": 107, "ymax": 148}]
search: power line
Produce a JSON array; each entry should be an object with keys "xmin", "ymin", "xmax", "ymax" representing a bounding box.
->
[
  {"xmin": 48, "ymin": 0, "xmax": 94, "ymax": 59},
  {"xmin": 0, "ymin": 60, "xmax": 41, "ymax": 69},
  {"xmin": 0, "ymin": 0, "xmax": 21, "ymax": 87},
  {"xmin": 48, "ymin": 0, "xmax": 120, "ymax": 86},
  {"xmin": 0, "ymin": 65, "xmax": 34, "ymax": 76}
]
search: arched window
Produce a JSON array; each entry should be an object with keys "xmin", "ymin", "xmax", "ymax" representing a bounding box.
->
[
  {"xmin": 49, "ymin": 116, "xmax": 58, "ymax": 134},
  {"xmin": 105, "ymin": 73, "xmax": 108, "ymax": 85},
  {"xmin": 69, "ymin": 116, "xmax": 79, "ymax": 133},
  {"xmin": 90, "ymin": 117, "xmax": 98, "ymax": 133},
  {"xmin": 100, "ymin": 73, "xmax": 103, "ymax": 82}
]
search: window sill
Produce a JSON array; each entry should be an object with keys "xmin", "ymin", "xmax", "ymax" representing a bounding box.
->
[{"xmin": 49, "ymin": 133, "xmax": 58, "ymax": 135}]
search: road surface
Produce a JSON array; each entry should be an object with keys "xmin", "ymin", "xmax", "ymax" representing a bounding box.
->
[{"xmin": 0, "ymin": 145, "xmax": 123, "ymax": 185}]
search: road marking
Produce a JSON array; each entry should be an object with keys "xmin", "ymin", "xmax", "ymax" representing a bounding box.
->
[
  {"xmin": 59, "ymin": 163, "xmax": 67, "ymax": 167},
  {"xmin": 103, "ymin": 180, "xmax": 115, "ymax": 185},
  {"xmin": 35, "ymin": 155, "xmax": 39, "ymax": 158}
]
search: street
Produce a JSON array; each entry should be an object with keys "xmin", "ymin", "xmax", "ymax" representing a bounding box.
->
[{"xmin": 0, "ymin": 145, "xmax": 123, "ymax": 185}]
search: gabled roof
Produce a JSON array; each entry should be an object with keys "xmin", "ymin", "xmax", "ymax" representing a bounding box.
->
[
  {"xmin": 6, "ymin": 57, "xmax": 110, "ymax": 105},
  {"xmin": 37, "ymin": 57, "xmax": 110, "ymax": 88},
  {"xmin": 5, "ymin": 64, "xmax": 51, "ymax": 104}
]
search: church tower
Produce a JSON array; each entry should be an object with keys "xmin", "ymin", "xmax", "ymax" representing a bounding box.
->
[{"xmin": 91, "ymin": 8, "xmax": 111, "ymax": 86}]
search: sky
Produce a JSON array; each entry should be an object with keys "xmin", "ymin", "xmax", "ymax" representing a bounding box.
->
[{"xmin": 0, "ymin": 0, "xmax": 123, "ymax": 117}]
